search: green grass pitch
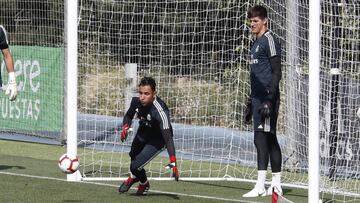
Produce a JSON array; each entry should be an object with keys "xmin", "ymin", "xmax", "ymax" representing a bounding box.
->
[{"xmin": 0, "ymin": 139, "xmax": 349, "ymax": 203}]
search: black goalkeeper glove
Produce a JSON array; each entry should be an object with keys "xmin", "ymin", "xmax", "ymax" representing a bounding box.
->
[
  {"xmin": 258, "ymin": 100, "xmax": 272, "ymax": 118},
  {"xmin": 243, "ymin": 97, "xmax": 252, "ymax": 125}
]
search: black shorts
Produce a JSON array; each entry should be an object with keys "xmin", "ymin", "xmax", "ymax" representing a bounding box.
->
[
  {"xmin": 252, "ymin": 97, "xmax": 280, "ymax": 135},
  {"xmin": 129, "ymin": 135, "xmax": 165, "ymax": 170}
]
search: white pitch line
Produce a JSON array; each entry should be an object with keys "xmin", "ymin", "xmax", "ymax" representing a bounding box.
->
[{"xmin": 0, "ymin": 171, "xmax": 263, "ymax": 203}]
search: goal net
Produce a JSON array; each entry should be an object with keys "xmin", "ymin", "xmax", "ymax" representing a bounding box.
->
[
  {"xmin": 0, "ymin": 0, "xmax": 359, "ymax": 202},
  {"xmin": 76, "ymin": 0, "xmax": 360, "ymax": 200}
]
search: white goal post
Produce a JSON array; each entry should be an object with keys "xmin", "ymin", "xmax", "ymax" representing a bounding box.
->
[
  {"xmin": 65, "ymin": 0, "xmax": 81, "ymax": 182},
  {"xmin": 308, "ymin": 0, "xmax": 320, "ymax": 202}
]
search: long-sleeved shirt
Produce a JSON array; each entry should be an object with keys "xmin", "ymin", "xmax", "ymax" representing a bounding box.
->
[{"xmin": 123, "ymin": 96, "xmax": 176, "ymax": 157}]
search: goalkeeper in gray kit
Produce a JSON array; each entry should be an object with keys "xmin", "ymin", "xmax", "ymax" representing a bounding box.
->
[
  {"xmin": 242, "ymin": 5, "xmax": 283, "ymax": 197},
  {"xmin": 118, "ymin": 77, "xmax": 179, "ymax": 195},
  {"xmin": 0, "ymin": 25, "xmax": 17, "ymax": 101}
]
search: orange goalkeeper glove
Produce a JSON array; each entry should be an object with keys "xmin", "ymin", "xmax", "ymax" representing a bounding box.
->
[
  {"xmin": 120, "ymin": 123, "xmax": 130, "ymax": 142},
  {"xmin": 166, "ymin": 156, "xmax": 179, "ymax": 181}
]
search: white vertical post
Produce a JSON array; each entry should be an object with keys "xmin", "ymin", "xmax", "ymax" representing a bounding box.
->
[
  {"xmin": 65, "ymin": 0, "xmax": 81, "ymax": 181},
  {"xmin": 124, "ymin": 63, "xmax": 137, "ymax": 112},
  {"xmin": 308, "ymin": 0, "xmax": 320, "ymax": 202}
]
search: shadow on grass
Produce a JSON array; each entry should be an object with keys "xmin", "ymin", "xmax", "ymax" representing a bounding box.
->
[
  {"xmin": 182, "ymin": 180, "xmax": 249, "ymax": 190},
  {"xmin": 278, "ymin": 188, "xmax": 309, "ymax": 199},
  {"xmin": 128, "ymin": 193, "xmax": 180, "ymax": 200},
  {"xmin": 282, "ymin": 188, "xmax": 292, "ymax": 195},
  {"xmin": 0, "ymin": 165, "xmax": 26, "ymax": 170},
  {"xmin": 182, "ymin": 180, "xmax": 308, "ymax": 198}
]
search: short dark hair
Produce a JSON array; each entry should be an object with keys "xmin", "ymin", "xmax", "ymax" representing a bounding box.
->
[
  {"xmin": 139, "ymin": 76, "xmax": 156, "ymax": 91},
  {"xmin": 247, "ymin": 5, "xmax": 267, "ymax": 19}
]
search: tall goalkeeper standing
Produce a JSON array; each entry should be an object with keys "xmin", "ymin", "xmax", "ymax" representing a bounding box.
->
[
  {"xmin": 242, "ymin": 5, "xmax": 283, "ymax": 197},
  {"xmin": 118, "ymin": 76, "xmax": 179, "ymax": 195},
  {"xmin": 0, "ymin": 25, "xmax": 17, "ymax": 101}
]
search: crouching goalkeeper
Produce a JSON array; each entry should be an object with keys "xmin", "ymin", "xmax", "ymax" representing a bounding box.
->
[{"xmin": 118, "ymin": 77, "xmax": 179, "ymax": 195}]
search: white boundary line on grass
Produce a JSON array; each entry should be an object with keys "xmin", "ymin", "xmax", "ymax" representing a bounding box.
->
[{"xmin": 0, "ymin": 171, "xmax": 263, "ymax": 203}]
